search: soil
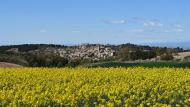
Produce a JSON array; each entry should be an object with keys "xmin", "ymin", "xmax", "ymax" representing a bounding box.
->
[{"xmin": 0, "ymin": 62, "xmax": 22, "ymax": 68}]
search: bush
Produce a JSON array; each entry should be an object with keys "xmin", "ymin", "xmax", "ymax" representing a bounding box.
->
[{"xmin": 160, "ymin": 54, "xmax": 174, "ymax": 61}]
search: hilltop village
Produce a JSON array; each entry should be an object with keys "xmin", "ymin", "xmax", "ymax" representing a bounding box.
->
[{"xmin": 26, "ymin": 44, "xmax": 117, "ymax": 61}]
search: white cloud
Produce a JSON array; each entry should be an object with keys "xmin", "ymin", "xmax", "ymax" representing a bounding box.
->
[
  {"xmin": 71, "ymin": 30, "xmax": 80, "ymax": 33},
  {"xmin": 143, "ymin": 21, "xmax": 163, "ymax": 27},
  {"xmin": 130, "ymin": 29, "xmax": 144, "ymax": 33},
  {"xmin": 174, "ymin": 28, "xmax": 184, "ymax": 32},
  {"xmin": 174, "ymin": 24, "xmax": 184, "ymax": 28},
  {"xmin": 40, "ymin": 29, "xmax": 47, "ymax": 33},
  {"xmin": 164, "ymin": 30, "xmax": 171, "ymax": 33},
  {"xmin": 103, "ymin": 18, "xmax": 164, "ymax": 27},
  {"xmin": 164, "ymin": 28, "xmax": 184, "ymax": 33},
  {"xmin": 164, "ymin": 24, "xmax": 185, "ymax": 33},
  {"xmin": 131, "ymin": 17, "xmax": 163, "ymax": 27},
  {"xmin": 173, "ymin": 24, "xmax": 185, "ymax": 32},
  {"xmin": 104, "ymin": 20, "xmax": 128, "ymax": 24},
  {"xmin": 103, "ymin": 18, "xmax": 186, "ymax": 34},
  {"xmin": 131, "ymin": 17, "xmax": 146, "ymax": 23}
]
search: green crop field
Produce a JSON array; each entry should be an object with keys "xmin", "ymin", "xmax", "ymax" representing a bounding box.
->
[{"xmin": 88, "ymin": 61, "xmax": 190, "ymax": 68}]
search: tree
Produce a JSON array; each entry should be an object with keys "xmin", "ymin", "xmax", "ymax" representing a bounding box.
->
[{"xmin": 24, "ymin": 53, "xmax": 68, "ymax": 67}]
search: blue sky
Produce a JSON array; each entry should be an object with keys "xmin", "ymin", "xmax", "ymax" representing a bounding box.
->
[{"xmin": 0, "ymin": 0, "xmax": 190, "ymax": 45}]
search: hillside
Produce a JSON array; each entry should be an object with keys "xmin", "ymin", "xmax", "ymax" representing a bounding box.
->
[
  {"xmin": 178, "ymin": 52, "xmax": 190, "ymax": 57},
  {"xmin": 0, "ymin": 62, "xmax": 22, "ymax": 67},
  {"xmin": 0, "ymin": 43, "xmax": 184, "ymax": 67}
]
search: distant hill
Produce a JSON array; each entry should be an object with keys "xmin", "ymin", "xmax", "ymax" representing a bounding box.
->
[
  {"xmin": 0, "ymin": 44, "xmax": 66, "ymax": 52},
  {"xmin": 144, "ymin": 41, "xmax": 190, "ymax": 50},
  {"xmin": 0, "ymin": 43, "xmax": 184, "ymax": 67}
]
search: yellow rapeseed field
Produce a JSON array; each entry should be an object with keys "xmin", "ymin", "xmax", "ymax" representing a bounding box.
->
[{"xmin": 0, "ymin": 67, "xmax": 190, "ymax": 106}]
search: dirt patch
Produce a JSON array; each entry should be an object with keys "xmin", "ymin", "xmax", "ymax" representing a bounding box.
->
[
  {"xmin": 178, "ymin": 52, "xmax": 190, "ymax": 57},
  {"xmin": 0, "ymin": 62, "xmax": 22, "ymax": 68}
]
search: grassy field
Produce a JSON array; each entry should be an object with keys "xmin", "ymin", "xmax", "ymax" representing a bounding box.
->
[
  {"xmin": 87, "ymin": 61, "xmax": 190, "ymax": 68},
  {"xmin": 0, "ymin": 67, "xmax": 190, "ymax": 106}
]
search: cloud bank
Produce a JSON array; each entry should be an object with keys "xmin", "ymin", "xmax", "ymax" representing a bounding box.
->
[{"xmin": 104, "ymin": 20, "xmax": 128, "ymax": 24}]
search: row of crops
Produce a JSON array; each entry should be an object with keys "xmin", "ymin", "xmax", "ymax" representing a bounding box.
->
[{"xmin": 0, "ymin": 67, "xmax": 190, "ymax": 106}]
